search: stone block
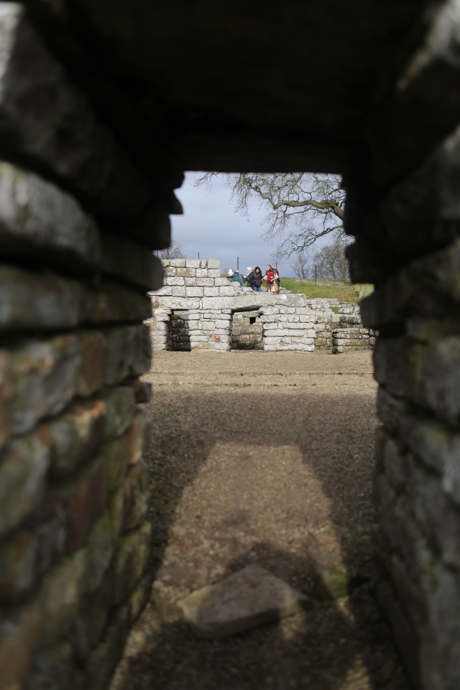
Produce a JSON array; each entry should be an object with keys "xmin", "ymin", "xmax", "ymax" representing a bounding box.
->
[
  {"xmin": 185, "ymin": 259, "xmax": 201, "ymax": 268},
  {"xmin": 83, "ymin": 281, "xmax": 151, "ymax": 326},
  {"xmin": 0, "ymin": 162, "xmax": 101, "ymax": 273},
  {"xmin": 186, "ymin": 287, "xmax": 204, "ymax": 297},
  {"xmin": 104, "ymin": 324, "xmax": 151, "ymax": 385},
  {"xmin": 122, "ymin": 411, "xmax": 150, "ymax": 467},
  {"xmin": 214, "ymin": 278, "xmax": 230, "ymax": 287},
  {"xmin": 185, "ymin": 278, "xmax": 197, "ymax": 287},
  {"xmin": 377, "ymin": 387, "xmax": 412, "ymax": 435},
  {"xmin": 0, "ymin": 502, "xmax": 66, "ymax": 604},
  {"xmin": 169, "ymin": 259, "xmax": 186, "ymax": 267},
  {"xmin": 47, "ymin": 399, "xmax": 107, "ymax": 479},
  {"xmin": 113, "ymin": 523, "xmax": 151, "ymax": 605},
  {"xmin": 0, "ymin": 431, "xmax": 50, "ymax": 537},
  {"xmin": 195, "ymin": 269, "xmax": 208, "ymax": 278},
  {"xmin": 219, "ymin": 286, "xmax": 236, "ymax": 296},
  {"xmin": 0, "ymin": 5, "xmax": 149, "ymax": 217},
  {"xmin": 164, "ymin": 266, "xmax": 176, "ymax": 277},
  {"xmin": 101, "ymin": 234, "xmax": 163, "ymax": 291},
  {"xmin": 60, "ymin": 458, "xmax": 108, "ymax": 555},
  {"xmin": 159, "ymin": 297, "xmax": 201, "ymax": 310},
  {"xmin": 25, "ymin": 639, "xmax": 84, "ymax": 690},
  {"xmin": 172, "ymin": 286, "xmax": 186, "ymax": 297},
  {"xmin": 123, "ymin": 460, "xmax": 149, "ymax": 531},
  {"xmin": 176, "ymin": 267, "xmax": 195, "ymax": 277},
  {"xmin": 86, "ymin": 604, "xmax": 130, "ymax": 690},
  {"xmin": 207, "ymin": 260, "xmax": 221, "ymax": 269},
  {"xmin": 76, "ymin": 331, "xmax": 107, "ymax": 397},
  {"xmin": 196, "ymin": 278, "xmax": 215, "ymax": 287},
  {"xmin": 208, "ymin": 269, "xmax": 221, "ymax": 278},
  {"xmin": 165, "ymin": 276, "xmax": 185, "ymax": 286},
  {"xmin": 84, "ymin": 487, "xmax": 124, "ymax": 593},
  {"xmin": 38, "ymin": 548, "xmax": 88, "ymax": 647},
  {"xmin": 204, "ymin": 287, "xmax": 219, "ymax": 296},
  {"xmin": 0, "ymin": 350, "xmax": 13, "ymax": 452},
  {"xmin": 0, "ymin": 264, "xmax": 83, "ymax": 332},
  {"xmin": 152, "ymin": 286, "xmax": 173, "ymax": 296},
  {"xmin": 178, "ymin": 564, "xmax": 310, "ymax": 638},
  {"xmin": 200, "ymin": 260, "xmax": 208, "ymax": 268},
  {"xmin": 128, "ymin": 572, "xmax": 152, "ymax": 622}
]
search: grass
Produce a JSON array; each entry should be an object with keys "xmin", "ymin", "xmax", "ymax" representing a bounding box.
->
[
  {"xmin": 221, "ymin": 273, "xmax": 370, "ymax": 304},
  {"xmin": 280, "ymin": 277, "xmax": 361, "ymax": 303}
]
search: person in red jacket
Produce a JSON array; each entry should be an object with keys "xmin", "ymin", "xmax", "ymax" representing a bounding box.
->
[{"xmin": 263, "ymin": 264, "xmax": 280, "ymax": 293}]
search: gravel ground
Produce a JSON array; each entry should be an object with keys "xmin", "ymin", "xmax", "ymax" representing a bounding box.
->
[{"xmin": 110, "ymin": 351, "xmax": 409, "ymax": 690}]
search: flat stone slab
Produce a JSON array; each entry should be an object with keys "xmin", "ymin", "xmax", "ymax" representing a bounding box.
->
[{"xmin": 177, "ymin": 564, "xmax": 311, "ymax": 639}]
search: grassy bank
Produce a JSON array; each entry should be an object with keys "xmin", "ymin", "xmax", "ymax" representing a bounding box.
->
[{"xmin": 280, "ymin": 277, "xmax": 360, "ymax": 303}]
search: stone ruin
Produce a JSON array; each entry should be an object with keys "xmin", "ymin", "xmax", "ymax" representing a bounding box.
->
[{"xmin": 147, "ymin": 259, "xmax": 376, "ymax": 354}]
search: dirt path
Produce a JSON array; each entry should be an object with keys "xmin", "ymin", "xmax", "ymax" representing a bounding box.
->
[{"xmin": 110, "ymin": 351, "xmax": 408, "ymax": 690}]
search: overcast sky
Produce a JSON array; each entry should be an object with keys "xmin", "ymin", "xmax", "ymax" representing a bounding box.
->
[{"xmin": 171, "ymin": 172, "xmax": 295, "ymax": 276}]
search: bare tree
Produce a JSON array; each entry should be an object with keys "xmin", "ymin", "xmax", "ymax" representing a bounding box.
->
[
  {"xmin": 157, "ymin": 241, "xmax": 186, "ymax": 260},
  {"xmin": 195, "ymin": 172, "xmax": 345, "ymax": 259},
  {"xmin": 291, "ymin": 251, "xmax": 311, "ymax": 279},
  {"xmin": 312, "ymin": 231, "xmax": 350, "ymax": 282}
]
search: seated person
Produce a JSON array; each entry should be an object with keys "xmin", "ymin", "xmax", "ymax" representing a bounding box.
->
[
  {"xmin": 247, "ymin": 266, "xmax": 263, "ymax": 292},
  {"xmin": 232, "ymin": 270, "xmax": 245, "ymax": 287}
]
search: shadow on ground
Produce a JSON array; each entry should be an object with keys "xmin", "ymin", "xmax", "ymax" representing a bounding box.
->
[{"xmin": 111, "ymin": 375, "xmax": 409, "ymax": 690}]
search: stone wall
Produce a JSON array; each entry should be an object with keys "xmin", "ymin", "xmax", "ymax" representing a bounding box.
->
[
  {"xmin": 346, "ymin": 117, "xmax": 460, "ymax": 688},
  {"xmin": 332, "ymin": 305, "xmax": 377, "ymax": 354},
  {"xmin": 0, "ymin": 5, "xmax": 178, "ymax": 688},
  {"xmin": 259, "ymin": 306, "xmax": 317, "ymax": 352},
  {"xmin": 149, "ymin": 274, "xmax": 377, "ymax": 354}
]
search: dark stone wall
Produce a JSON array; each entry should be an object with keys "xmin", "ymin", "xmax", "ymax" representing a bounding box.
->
[{"xmin": 0, "ymin": 5, "xmax": 181, "ymax": 689}]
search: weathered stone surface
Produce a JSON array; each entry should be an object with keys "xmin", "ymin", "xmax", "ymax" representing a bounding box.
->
[
  {"xmin": 113, "ymin": 523, "xmax": 151, "ymax": 605},
  {"xmin": 0, "ymin": 4, "xmax": 149, "ymax": 217},
  {"xmin": 84, "ymin": 487, "xmax": 124, "ymax": 593},
  {"xmin": 76, "ymin": 331, "xmax": 107, "ymax": 397},
  {"xmin": 0, "ymin": 162, "xmax": 101, "ymax": 273},
  {"xmin": 47, "ymin": 400, "xmax": 106, "ymax": 481},
  {"xmin": 122, "ymin": 460, "xmax": 149, "ymax": 531},
  {"xmin": 101, "ymin": 233, "xmax": 164, "ymax": 290},
  {"xmin": 0, "ymin": 350, "xmax": 13, "ymax": 451},
  {"xmin": 178, "ymin": 564, "xmax": 310, "ymax": 639},
  {"xmin": 11, "ymin": 334, "xmax": 82, "ymax": 435},
  {"xmin": 104, "ymin": 324, "xmax": 151, "ymax": 385},
  {"xmin": 0, "ymin": 264, "xmax": 83, "ymax": 332},
  {"xmin": 25, "ymin": 639, "xmax": 84, "ymax": 690},
  {"xmin": 61, "ymin": 458, "xmax": 108, "ymax": 555},
  {"xmin": 102, "ymin": 386, "xmax": 135, "ymax": 439},
  {"xmin": 0, "ymin": 432, "xmax": 50, "ymax": 537},
  {"xmin": 86, "ymin": 605, "xmax": 130, "ymax": 690},
  {"xmin": 37, "ymin": 548, "xmax": 88, "ymax": 647},
  {"xmin": 82, "ymin": 280, "xmax": 151, "ymax": 325},
  {"xmin": 0, "ymin": 265, "xmax": 151, "ymax": 332},
  {"xmin": 0, "ymin": 502, "xmax": 66, "ymax": 603}
]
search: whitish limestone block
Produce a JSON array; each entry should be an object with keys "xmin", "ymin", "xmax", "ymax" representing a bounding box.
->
[
  {"xmin": 178, "ymin": 564, "xmax": 310, "ymax": 639},
  {"xmin": 207, "ymin": 260, "xmax": 221, "ymax": 269},
  {"xmin": 185, "ymin": 259, "xmax": 201, "ymax": 268}
]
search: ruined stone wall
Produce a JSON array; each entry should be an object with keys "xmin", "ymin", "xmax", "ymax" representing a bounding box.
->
[
  {"xmin": 331, "ymin": 305, "xmax": 377, "ymax": 354},
  {"xmin": 0, "ymin": 5, "xmax": 179, "ymax": 688},
  {"xmin": 259, "ymin": 306, "xmax": 317, "ymax": 352}
]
